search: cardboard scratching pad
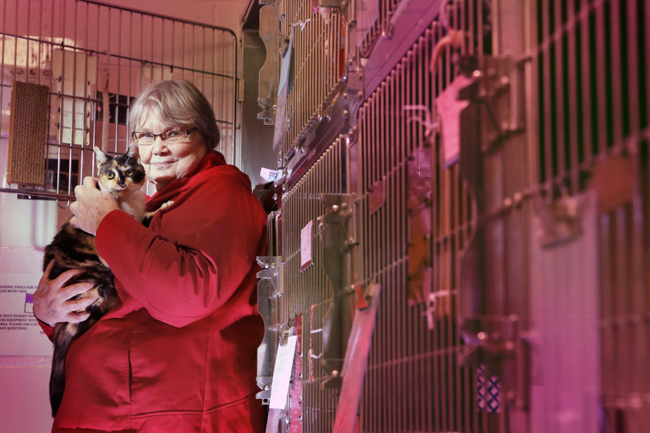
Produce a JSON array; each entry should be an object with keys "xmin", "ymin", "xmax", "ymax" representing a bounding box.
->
[{"xmin": 7, "ymin": 81, "xmax": 50, "ymax": 186}]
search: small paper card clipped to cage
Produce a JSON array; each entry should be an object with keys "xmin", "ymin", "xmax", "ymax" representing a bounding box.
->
[{"xmin": 7, "ymin": 81, "xmax": 50, "ymax": 186}]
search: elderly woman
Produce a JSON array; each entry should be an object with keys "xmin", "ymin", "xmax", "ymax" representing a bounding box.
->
[{"xmin": 34, "ymin": 80, "xmax": 267, "ymax": 433}]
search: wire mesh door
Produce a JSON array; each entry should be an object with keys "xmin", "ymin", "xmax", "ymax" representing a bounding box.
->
[
  {"xmin": 280, "ymin": 137, "xmax": 349, "ymax": 432},
  {"xmin": 273, "ymin": 0, "xmax": 513, "ymax": 431},
  {"xmin": 531, "ymin": 0, "xmax": 650, "ymax": 431},
  {"xmin": 275, "ymin": 0, "xmax": 347, "ymax": 159},
  {"xmin": 0, "ymin": 0, "xmax": 236, "ymax": 200}
]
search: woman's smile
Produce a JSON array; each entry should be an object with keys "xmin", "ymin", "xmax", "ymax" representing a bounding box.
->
[{"xmin": 136, "ymin": 115, "xmax": 208, "ymax": 192}]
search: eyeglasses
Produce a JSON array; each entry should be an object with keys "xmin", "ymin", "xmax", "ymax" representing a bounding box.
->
[{"xmin": 131, "ymin": 127, "xmax": 197, "ymax": 146}]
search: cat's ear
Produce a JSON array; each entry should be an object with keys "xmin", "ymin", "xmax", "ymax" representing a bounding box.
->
[
  {"xmin": 94, "ymin": 147, "xmax": 108, "ymax": 167},
  {"xmin": 127, "ymin": 142, "xmax": 139, "ymax": 160}
]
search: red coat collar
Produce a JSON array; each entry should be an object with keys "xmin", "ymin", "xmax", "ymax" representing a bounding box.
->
[{"xmin": 145, "ymin": 151, "xmax": 226, "ymax": 211}]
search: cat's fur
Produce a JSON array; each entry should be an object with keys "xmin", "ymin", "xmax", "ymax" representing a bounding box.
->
[{"xmin": 43, "ymin": 144, "xmax": 146, "ymax": 417}]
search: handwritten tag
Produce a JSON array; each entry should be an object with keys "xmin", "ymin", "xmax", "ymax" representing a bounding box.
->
[
  {"xmin": 300, "ymin": 220, "xmax": 313, "ymax": 271},
  {"xmin": 436, "ymin": 74, "xmax": 473, "ymax": 167},
  {"xmin": 269, "ymin": 335, "xmax": 298, "ymax": 409}
]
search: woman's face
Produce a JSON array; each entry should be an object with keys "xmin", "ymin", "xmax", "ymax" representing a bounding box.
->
[{"xmin": 136, "ymin": 114, "xmax": 208, "ymax": 192}]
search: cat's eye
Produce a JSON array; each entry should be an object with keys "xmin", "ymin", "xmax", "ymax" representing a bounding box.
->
[
  {"xmin": 125, "ymin": 169, "xmax": 133, "ymax": 177},
  {"xmin": 107, "ymin": 172, "xmax": 115, "ymax": 179}
]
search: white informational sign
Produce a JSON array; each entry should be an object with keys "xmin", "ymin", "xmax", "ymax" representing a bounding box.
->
[
  {"xmin": 269, "ymin": 335, "xmax": 298, "ymax": 409},
  {"xmin": 0, "ymin": 273, "xmax": 52, "ymax": 356},
  {"xmin": 300, "ymin": 220, "xmax": 313, "ymax": 271}
]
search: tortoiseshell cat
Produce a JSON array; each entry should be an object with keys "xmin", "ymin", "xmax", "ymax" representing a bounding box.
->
[{"xmin": 43, "ymin": 144, "xmax": 146, "ymax": 417}]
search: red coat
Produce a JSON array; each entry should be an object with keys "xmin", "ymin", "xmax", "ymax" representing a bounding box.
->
[{"xmin": 42, "ymin": 152, "xmax": 267, "ymax": 433}]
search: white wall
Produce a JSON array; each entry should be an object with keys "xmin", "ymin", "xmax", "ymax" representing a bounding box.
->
[
  {"xmin": 0, "ymin": 2, "xmax": 247, "ymax": 432},
  {"xmin": 99, "ymin": 0, "xmax": 247, "ymax": 39},
  {"xmin": 0, "ymin": 136, "xmax": 67, "ymax": 432}
]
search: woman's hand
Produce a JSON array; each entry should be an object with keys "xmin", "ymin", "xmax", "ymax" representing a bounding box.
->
[
  {"xmin": 70, "ymin": 176, "xmax": 120, "ymax": 236},
  {"xmin": 34, "ymin": 260, "xmax": 100, "ymax": 327}
]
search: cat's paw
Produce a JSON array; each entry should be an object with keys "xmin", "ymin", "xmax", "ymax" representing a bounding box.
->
[{"xmin": 159, "ymin": 200, "xmax": 175, "ymax": 210}]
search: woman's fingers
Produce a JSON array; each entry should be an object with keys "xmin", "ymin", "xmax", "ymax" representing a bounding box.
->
[
  {"xmin": 65, "ymin": 287, "xmax": 99, "ymax": 310},
  {"xmin": 70, "ymin": 176, "xmax": 119, "ymax": 236},
  {"xmin": 64, "ymin": 288, "xmax": 99, "ymax": 323},
  {"xmin": 62, "ymin": 280, "xmax": 96, "ymax": 301},
  {"xmin": 52, "ymin": 267, "xmax": 85, "ymax": 290},
  {"xmin": 34, "ymin": 262, "xmax": 100, "ymax": 326},
  {"xmin": 68, "ymin": 311, "xmax": 92, "ymax": 323}
]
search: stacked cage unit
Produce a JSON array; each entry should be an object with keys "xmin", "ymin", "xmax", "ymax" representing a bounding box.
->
[{"xmin": 260, "ymin": 0, "xmax": 650, "ymax": 432}]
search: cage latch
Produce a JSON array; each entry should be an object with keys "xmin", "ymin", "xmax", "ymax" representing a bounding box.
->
[
  {"xmin": 317, "ymin": 194, "xmax": 357, "ymax": 389},
  {"xmin": 255, "ymin": 256, "xmax": 285, "ymax": 403},
  {"xmin": 460, "ymin": 315, "xmax": 529, "ymax": 409},
  {"xmin": 313, "ymin": 0, "xmax": 350, "ymax": 14},
  {"xmin": 455, "ymin": 54, "xmax": 530, "ymax": 152}
]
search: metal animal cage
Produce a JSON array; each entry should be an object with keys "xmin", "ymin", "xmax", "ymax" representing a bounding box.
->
[
  {"xmin": 0, "ymin": 0, "xmax": 236, "ymax": 200},
  {"xmin": 276, "ymin": 0, "xmax": 346, "ymax": 157},
  {"xmin": 534, "ymin": 0, "xmax": 650, "ymax": 430},
  {"xmin": 282, "ymin": 137, "xmax": 348, "ymax": 432},
  {"xmin": 265, "ymin": 0, "xmax": 493, "ymax": 431},
  {"xmin": 357, "ymin": 17, "xmax": 487, "ymax": 430}
]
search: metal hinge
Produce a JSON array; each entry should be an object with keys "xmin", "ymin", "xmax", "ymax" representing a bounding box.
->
[
  {"xmin": 317, "ymin": 194, "xmax": 357, "ymax": 389},
  {"xmin": 455, "ymin": 54, "xmax": 531, "ymax": 152},
  {"xmin": 255, "ymin": 256, "xmax": 284, "ymax": 403}
]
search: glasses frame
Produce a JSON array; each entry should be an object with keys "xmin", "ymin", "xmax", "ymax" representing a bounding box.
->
[{"xmin": 131, "ymin": 127, "xmax": 198, "ymax": 146}]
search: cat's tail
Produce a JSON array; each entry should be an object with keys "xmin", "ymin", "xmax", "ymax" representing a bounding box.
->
[{"xmin": 49, "ymin": 323, "xmax": 76, "ymax": 417}]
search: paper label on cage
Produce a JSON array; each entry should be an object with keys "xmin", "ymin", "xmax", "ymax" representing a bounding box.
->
[
  {"xmin": 259, "ymin": 167, "xmax": 283, "ymax": 184},
  {"xmin": 436, "ymin": 75, "xmax": 473, "ymax": 167},
  {"xmin": 369, "ymin": 179, "xmax": 385, "ymax": 215},
  {"xmin": 589, "ymin": 154, "xmax": 634, "ymax": 212},
  {"xmin": 300, "ymin": 220, "xmax": 313, "ymax": 271},
  {"xmin": 333, "ymin": 283, "xmax": 381, "ymax": 433},
  {"xmin": 269, "ymin": 335, "xmax": 298, "ymax": 409},
  {"xmin": 289, "ymin": 317, "xmax": 303, "ymax": 432}
]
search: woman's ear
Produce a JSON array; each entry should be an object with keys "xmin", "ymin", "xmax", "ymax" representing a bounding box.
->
[{"xmin": 94, "ymin": 146, "xmax": 108, "ymax": 167}]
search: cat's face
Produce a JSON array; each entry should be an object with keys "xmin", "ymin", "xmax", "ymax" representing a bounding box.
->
[{"xmin": 94, "ymin": 145, "xmax": 146, "ymax": 193}]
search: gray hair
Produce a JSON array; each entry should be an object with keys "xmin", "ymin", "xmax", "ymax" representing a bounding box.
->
[{"xmin": 128, "ymin": 79, "xmax": 220, "ymax": 150}]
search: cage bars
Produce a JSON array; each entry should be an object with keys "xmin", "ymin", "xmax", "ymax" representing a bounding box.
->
[{"xmin": 0, "ymin": 0, "xmax": 237, "ymax": 200}]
